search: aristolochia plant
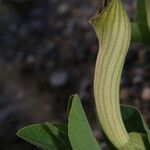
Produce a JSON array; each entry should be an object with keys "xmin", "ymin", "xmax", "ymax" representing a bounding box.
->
[
  {"xmin": 89, "ymin": 0, "xmax": 150, "ymax": 149},
  {"xmin": 17, "ymin": 0, "xmax": 150, "ymax": 149},
  {"xmin": 90, "ymin": 0, "xmax": 131, "ymax": 148}
]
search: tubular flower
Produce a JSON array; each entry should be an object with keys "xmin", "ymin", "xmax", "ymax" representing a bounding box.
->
[{"xmin": 89, "ymin": 0, "xmax": 131, "ymax": 148}]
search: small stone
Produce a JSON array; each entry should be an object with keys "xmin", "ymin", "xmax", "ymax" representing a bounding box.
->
[
  {"xmin": 142, "ymin": 86, "xmax": 150, "ymax": 101},
  {"xmin": 57, "ymin": 3, "xmax": 69, "ymax": 14},
  {"xmin": 49, "ymin": 70, "xmax": 69, "ymax": 87}
]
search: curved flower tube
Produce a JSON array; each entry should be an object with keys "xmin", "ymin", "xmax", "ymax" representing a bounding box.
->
[{"xmin": 89, "ymin": 0, "xmax": 131, "ymax": 148}]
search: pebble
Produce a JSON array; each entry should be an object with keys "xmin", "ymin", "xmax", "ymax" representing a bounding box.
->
[{"xmin": 49, "ymin": 70, "xmax": 69, "ymax": 87}]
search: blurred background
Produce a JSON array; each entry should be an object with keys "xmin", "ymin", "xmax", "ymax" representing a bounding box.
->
[{"xmin": 0, "ymin": 0, "xmax": 149, "ymax": 149}]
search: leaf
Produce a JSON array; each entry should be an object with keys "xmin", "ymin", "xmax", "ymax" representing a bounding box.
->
[
  {"xmin": 131, "ymin": 23, "xmax": 142, "ymax": 43},
  {"xmin": 104, "ymin": 105, "xmax": 150, "ymax": 149},
  {"xmin": 17, "ymin": 123, "xmax": 72, "ymax": 150},
  {"xmin": 132, "ymin": 0, "xmax": 150, "ymax": 44},
  {"xmin": 68, "ymin": 94, "xmax": 100, "ymax": 150},
  {"xmin": 136, "ymin": 0, "xmax": 148, "ymax": 26},
  {"xmin": 121, "ymin": 132, "xmax": 150, "ymax": 150},
  {"xmin": 121, "ymin": 105, "xmax": 150, "ymax": 143},
  {"xmin": 136, "ymin": 0, "xmax": 150, "ymax": 30},
  {"xmin": 17, "ymin": 124, "xmax": 62, "ymax": 150},
  {"xmin": 52, "ymin": 123, "xmax": 68, "ymax": 135},
  {"xmin": 46, "ymin": 122, "xmax": 72, "ymax": 150}
]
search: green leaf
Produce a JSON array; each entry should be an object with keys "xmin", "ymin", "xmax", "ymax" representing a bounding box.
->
[
  {"xmin": 131, "ymin": 23, "xmax": 142, "ymax": 43},
  {"xmin": 104, "ymin": 105, "xmax": 150, "ymax": 149},
  {"xmin": 136, "ymin": 0, "xmax": 148, "ymax": 26},
  {"xmin": 68, "ymin": 94, "xmax": 100, "ymax": 150},
  {"xmin": 17, "ymin": 124, "xmax": 62, "ymax": 150},
  {"xmin": 17, "ymin": 123, "xmax": 71, "ymax": 150},
  {"xmin": 121, "ymin": 132, "xmax": 150, "ymax": 150},
  {"xmin": 46, "ymin": 122, "xmax": 72, "ymax": 150},
  {"xmin": 121, "ymin": 105, "xmax": 150, "ymax": 143},
  {"xmin": 52, "ymin": 123, "xmax": 68, "ymax": 135},
  {"xmin": 132, "ymin": 0, "xmax": 150, "ymax": 44}
]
